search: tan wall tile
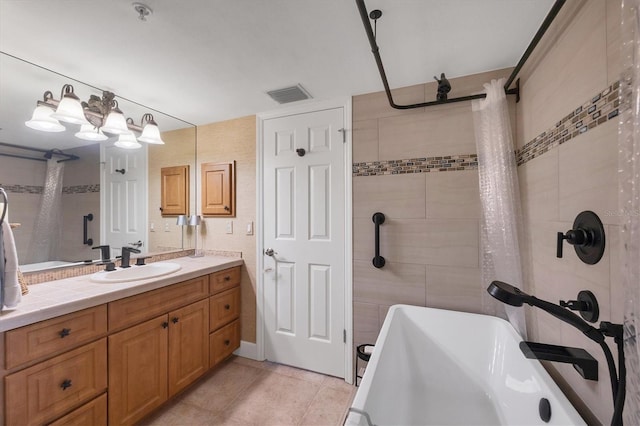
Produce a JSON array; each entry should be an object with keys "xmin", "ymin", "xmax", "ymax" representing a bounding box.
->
[
  {"xmin": 353, "ymin": 174, "xmax": 426, "ymax": 219},
  {"xmin": 608, "ymin": 224, "xmax": 623, "ymax": 324},
  {"xmin": 353, "ymin": 119, "xmax": 378, "ymax": 163},
  {"xmin": 354, "ymin": 302, "xmax": 381, "ymax": 347},
  {"xmin": 426, "ymin": 170, "xmax": 480, "ymax": 219},
  {"xmin": 606, "ymin": 0, "xmax": 622, "ymax": 85},
  {"xmin": 378, "ymin": 103, "xmax": 476, "ymax": 160},
  {"xmin": 353, "ymin": 84, "xmax": 425, "ymax": 122},
  {"xmin": 558, "ymin": 121, "xmax": 619, "ymax": 226},
  {"xmin": 425, "ymin": 265, "xmax": 482, "ymax": 314},
  {"xmin": 353, "ymin": 260, "xmax": 425, "ymax": 306},
  {"xmin": 518, "ymin": 1, "xmax": 608, "ymax": 145},
  {"xmin": 518, "ymin": 149, "xmax": 559, "ymax": 222}
]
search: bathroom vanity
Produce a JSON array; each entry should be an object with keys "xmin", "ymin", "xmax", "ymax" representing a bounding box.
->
[{"xmin": 0, "ymin": 255, "xmax": 242, "ymax": 425}]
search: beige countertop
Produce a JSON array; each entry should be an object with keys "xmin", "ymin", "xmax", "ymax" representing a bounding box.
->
[{"xmin": 0, "ymin": 255, "xmax": 243, "ymax": 333}]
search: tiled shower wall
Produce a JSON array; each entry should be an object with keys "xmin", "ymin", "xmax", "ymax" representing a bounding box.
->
[
  {"xmin": 516, "ymin": 1, "xmax": 623, "ymax": 424},
  {"xmin": 352, "ymin": 68, "xmax": 514, "ymax": 347}
]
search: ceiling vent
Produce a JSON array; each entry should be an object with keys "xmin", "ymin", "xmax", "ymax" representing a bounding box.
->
[{"xmin": 267, "ymin": 84, "xmax": 312, "ymax": 104}]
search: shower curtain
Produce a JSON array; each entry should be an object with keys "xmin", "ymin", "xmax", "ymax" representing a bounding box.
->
[
  {"xmin": 28, "ymin": 159, "xmax": 65, "ymax": 264},
  {"xmin": 472, "ymin": 78, "xmax": 527, "ymax": 338},
  {"xmin": 619, "ymin": 0, "xmax": 640, "ymax": 422}
]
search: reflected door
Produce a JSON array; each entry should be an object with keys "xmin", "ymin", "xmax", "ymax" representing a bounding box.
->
[
  {"xmin": 262, "ymin": 107, "xmax": 345, "ymax": 377},
  {"xmin": 101, "ymin": 145, "xmax": 148, "ymax": 257}
]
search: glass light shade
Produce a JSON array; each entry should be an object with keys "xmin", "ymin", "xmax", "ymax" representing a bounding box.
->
[
  {"xmin": 114, "ymin": 133, "xmax": 141, "ymax": 149},
  {"xmin": 75, "ymin": 124, "xmax": 108, "ymax": 141},
  {"xmin": 101, "ymin": 110, "xmax": 129, "ymax": 135},
  {"xmin": 176, "ymin": 215, "xmax": 188, "ymax": 226},
  {"xmin": 137, "ymin": 122, "xmax": 165, "ymax": 144},
  {"xmin": 25, "ymin": 105, "xmax": 65, "ymax": 132},
  {"xmin": 51, "ymin": 96, "xmax": 90, "ymax": 125},
  {"xmin": 188, "ymin": 215, "xmax": 202, "ymax": 226}
]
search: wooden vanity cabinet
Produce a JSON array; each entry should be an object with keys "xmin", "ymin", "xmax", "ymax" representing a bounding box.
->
[{"xmin": 2, "ymin": 265, "xmax": 240, "ymax": 426}]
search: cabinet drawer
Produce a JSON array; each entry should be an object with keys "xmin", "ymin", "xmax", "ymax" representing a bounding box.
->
[
  {"xmin": 5, "ymin": 339, "xmax": 107, "ymax": 426},
  {"xmin": 48, "ymin": 393, "xmax": 107, "ymax": 426},
  {"xmin": 209, "ymin": 319, "xmax": 240, "ymax": 368},
  {"xmin": 209, "ymin": 266, "xmax": 240, "ymax": 294},
  {"xmin": 109, "ymin": 275, "xmax": 209, "ymax": 330},
  {"xmin": 210, "ymin": 287, "xmax": 240, "ymax": 331},
  {"xmin": 5, "ymin": 305, "xmax": 107, "ymax": 370}
]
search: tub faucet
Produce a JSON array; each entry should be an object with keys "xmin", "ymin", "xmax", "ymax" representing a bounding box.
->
[{"xmin": 119, "ymin": 246, "xmax": 141, "ymax": 268}]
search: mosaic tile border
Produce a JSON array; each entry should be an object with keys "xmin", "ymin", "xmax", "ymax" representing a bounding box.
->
[
  {"xmin": 63, "ymin": 184, "xmax": 100, "ymax": 194},
  {"xmin": 1, "ymin": 184, "xmax": 100, "ymax": 195},
  {"xmin": 353, "ymin": 154, "xmax": 478, "ymax": 177},
  {"xmin": 516, "ymin": 81, "xmax": 620, "ymax": 166}
]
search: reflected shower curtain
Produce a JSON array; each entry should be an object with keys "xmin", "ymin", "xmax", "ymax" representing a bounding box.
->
[
  {"xmin": 619, "ymin": 0, "xmax": 640, "ymax": 422},
  {"xmin": 28, "ymin": 159, "xmax": 64, "ymax": 264},
  {"xmin": 472, "ymin": 78, "xmax": 527, "ymax": 338}
]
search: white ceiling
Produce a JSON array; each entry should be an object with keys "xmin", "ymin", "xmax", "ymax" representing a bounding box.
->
[{"xmin": 0, "ymin": 0, "xmax": 555, "ymax": 146}]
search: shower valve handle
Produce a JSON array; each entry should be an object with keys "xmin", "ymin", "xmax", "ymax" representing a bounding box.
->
[{"xmin": 556, "ymin": 229, "xmax": 590, "ymax": 258}]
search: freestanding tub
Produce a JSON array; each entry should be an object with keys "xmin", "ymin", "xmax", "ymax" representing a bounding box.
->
[{"xmin": 346, "ymin": 305, "xmax": 585, "ymax": 425}]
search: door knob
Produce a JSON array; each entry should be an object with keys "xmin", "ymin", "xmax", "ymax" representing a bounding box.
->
[{"xmin": 264, "ymin": 248, "xmax": 276, "ymax": 257}]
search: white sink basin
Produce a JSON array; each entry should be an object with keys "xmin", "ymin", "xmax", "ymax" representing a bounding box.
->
[{"xmin": 90, "ymin": 262, "xmax": 182, "ymax": 283}]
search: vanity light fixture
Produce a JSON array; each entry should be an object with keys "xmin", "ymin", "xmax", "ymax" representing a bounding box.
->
[
  {"xmin": 75, "ymin": 124, "xmax": 108, "ymax": 141},
  {"xmin": 114, "ymin": 133, "xmax": 141, "ymax": 150},
  {"xmin": 25, "ymin": 85, "xmax": 165, "ymax": 147},
  {"xmin": 24, "ymin": 92, "xmax": 65, "ymax": 132},
  {"xmin": 50, "ymin": 84, "xmax": 90, "ymax": 125}
]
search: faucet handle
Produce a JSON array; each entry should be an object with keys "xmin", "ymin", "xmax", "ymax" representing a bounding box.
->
[
  {"xmin": 135, "ymin": 256, "xmax": 152, "ymax": 266},
  {"xmin": 559, "ymin": 290, "xmax": 599, "ymax": 323}
]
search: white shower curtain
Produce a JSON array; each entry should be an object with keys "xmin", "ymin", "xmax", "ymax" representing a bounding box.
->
[
  {"xmin": 28, "ymin": 159, "xmax": 64, "ymax": 264},
  {"xmin": 472, "ymin": 78, "xmax": 527, "ymax": 338},
  {"xmin": 619, "ymin": 0, "xmax": 640, "ymax": 422}
]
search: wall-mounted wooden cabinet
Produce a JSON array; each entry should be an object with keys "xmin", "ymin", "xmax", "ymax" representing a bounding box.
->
[
  {"xmin": 201, "ymin": 161, "xmax": 235, "ymax": 216},
  {"xmin": 160, "ymin": 165, "xmax": 190, "ymax": 216}
]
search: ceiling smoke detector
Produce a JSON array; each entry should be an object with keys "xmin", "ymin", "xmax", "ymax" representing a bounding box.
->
[
  {"xmin": 266, "ymin": 84, "xmax": 312, "ymax": 104},
  {"xmin": 132, "ymin": 3, "xmax": 153, "ymax": 21}
]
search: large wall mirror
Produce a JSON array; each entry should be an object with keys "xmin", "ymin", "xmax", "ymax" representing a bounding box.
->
[{"xmin": 0, "ymin": 52, "xmax": 196, "ymax": 272}]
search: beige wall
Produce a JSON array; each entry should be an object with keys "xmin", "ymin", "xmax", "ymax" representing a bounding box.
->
[
  {"xmin": 148, "ymin": 126, "xmax": 197, "ymax": 253},
  {"xmin": 352, "ymin": 68, "xmax": 514, "ymax": 347},
  {"xmin": 516, "ymin": 1, "xmax": 621, "ymax": 424},
  {"xmin": 197, "ymin": 116, "xmax": 257, "ymax": 343}
]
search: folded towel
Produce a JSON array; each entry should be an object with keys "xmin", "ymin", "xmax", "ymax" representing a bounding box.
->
[{"xmin": 2, "ymin": 220, "xmax": 21, "ymax": 309}]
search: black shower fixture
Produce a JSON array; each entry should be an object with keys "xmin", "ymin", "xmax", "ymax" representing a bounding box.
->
[
  {"xmin": 557, "ymin": 210, "xmax": 605, "ymax": 265},
  {"xmin": 434, "ymin": 73, "xmax": 451, "ymax": 101}
]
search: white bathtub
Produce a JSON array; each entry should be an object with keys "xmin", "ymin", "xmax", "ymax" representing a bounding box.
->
[
  {"xmin": 19, "ymin": 260, "xmax": 75, "ymax": 273},
  {"xmin": 346, "ymin": 305, "xmax": 585, "ymax": 426}
]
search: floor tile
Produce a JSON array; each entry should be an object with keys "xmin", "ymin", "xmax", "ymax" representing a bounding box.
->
[{"xmin": 299, "ymin": 386, "xmax": 354, "ymax": 426}]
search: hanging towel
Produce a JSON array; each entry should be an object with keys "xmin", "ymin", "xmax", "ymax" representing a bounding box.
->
[{"xmin": 1, "ymin": 220, "xmax": 22, "ymax": 309}]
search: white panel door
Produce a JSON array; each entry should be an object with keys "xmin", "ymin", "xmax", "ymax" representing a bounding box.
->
[
  {"xmin": 102, "ymin": 145, "xmax": 147, "ymax": 257},
  {"xmin": 262, "ymin": 107, "xmax": 345, "ymax": 377}
]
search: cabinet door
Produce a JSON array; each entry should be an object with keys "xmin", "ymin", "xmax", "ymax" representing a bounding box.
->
[
  {"xmin": 160, "ymin": 165, "xmax": 189, "ymax": 216},
  {"xmin": 201, "ymin": 161, "xmax": 235, "ymax": 216},
  {"xmin": 168, "ymin": 299, "xmax": 209, "ymax": 396},
  {"xmin": 108, "ymin": 315, "xmax": 168, "ymax": 426}
]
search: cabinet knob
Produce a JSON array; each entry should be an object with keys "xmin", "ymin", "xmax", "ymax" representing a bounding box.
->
[
  {"xmin": 172, "ymin": 317, "xmax": 179, "ymax": 324},
  {"xmin": 162, "ymin": 322, "xmax": 169, "ymax": 329},
  {"xmin": 59, "ymin": 328, "xmax": 71, "ymax": 338},
  {"xmin": 224, "ymin": 276, "xmax": 231, "ymax": 281},
  {"xmin": 224, "ymin": 339, "xmax": 230, "ymax": 346},
  {"xmin": 224, "ymin": 206, "xmax": 230, "ymax": 211},
  {"xmin": 224, "ymin": 304, "xmax": 231, "ymax": 310},
  {"xmin": 60, "ymin": 379, "xmax": 72, "ymax": 390}
]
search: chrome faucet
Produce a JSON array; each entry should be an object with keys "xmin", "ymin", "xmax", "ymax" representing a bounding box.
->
[{"xmin": 119, "ymin": 247, "xmax": 141, "ymax": 268}]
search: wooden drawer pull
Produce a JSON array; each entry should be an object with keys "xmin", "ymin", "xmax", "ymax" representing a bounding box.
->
[
  {"xmin": 224, "ymin": 275, "xmax": 231, "ymax": 281},
  {"xmin": 162, "ymin": 321, "xmax": 169, "ymax": 329},
  {"xmin": 224, "ymin": 304, "xmax": 231, "ymax": 310},
  {"xmin": 59, "ymin": 328, "xmax": 71, "ymax": 338},
  {"xmin": 172, "ymin": 317, "xmax": 179, "ymax": 324},
  {"xmin": 60, "ymin": 379, "xmax": 72, "ymax": 390},
  {"xmin": 224, "ymin": 339, "xmax": 230, "ymax": 346}
]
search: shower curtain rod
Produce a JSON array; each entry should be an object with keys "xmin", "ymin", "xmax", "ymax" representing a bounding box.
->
[
  {"xmin": 355, "ymin": 0, "xmax": 566, "ymax": 110},
  {"xmin": 0, "ymin": 142, "xmax": 79, "ymax": 163}
]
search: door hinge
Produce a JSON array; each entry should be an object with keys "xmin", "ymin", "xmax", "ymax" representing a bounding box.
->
[
  {"xmin": 338, "ymin": 128, "xmax": 346, "ymax": 143},
  {"xmin": 343, "ymin": 329, "xmax": 346, "ymax": 343}
]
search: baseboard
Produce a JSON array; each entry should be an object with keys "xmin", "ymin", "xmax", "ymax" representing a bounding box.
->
[{"xmin": 233, "ymin": 340, "xmax": 261, "ymax": 360}]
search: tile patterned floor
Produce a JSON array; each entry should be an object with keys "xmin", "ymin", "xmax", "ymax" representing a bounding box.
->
[{"xmin": 140, "ymin": 356, "xmax": 356, "ymax": 426}]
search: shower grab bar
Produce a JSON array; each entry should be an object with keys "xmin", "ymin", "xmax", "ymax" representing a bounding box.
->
[
  {"xmin": 83, "ymin": 214, "xmax": 93, "ymax": 246},
  {"xmin": 372, "ymin": 212, "xmax": 385, "ymax": 269},
  {"xmin": 355, "ymin": 0, "xmax": 566, "ymax": 109}
]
